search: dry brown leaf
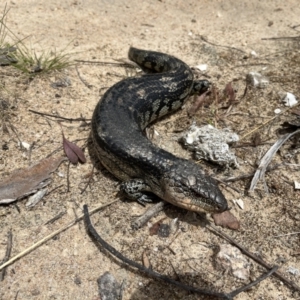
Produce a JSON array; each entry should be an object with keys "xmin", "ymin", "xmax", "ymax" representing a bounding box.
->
[
  {"xmin": 149, "ymin": 222, "xmax": 161, "ymax": 236},
  {"xmin": 0, "ymin": 156, "xmax": 66, "ymax": 204},
  {"xmin": 149, "ymin": 217, "xmax": 166, "ymax": 235},
  {"xmin": 224, "ymin": 81, "xmax": 236, "ymax": 103},
  {"xmin": 142, "ymin": 250, "xmax": 152, "ymax": 269},
  {"xmin": 188, "ymin": 91, "xmax": 209, "ymax": 116},
  {"xmin": 213, "ymin": 210, "xmax": 240, "ymax": 230},
  {"xmin": 62, "ymin": 134, "xmax": 86, "ymax": 164}
]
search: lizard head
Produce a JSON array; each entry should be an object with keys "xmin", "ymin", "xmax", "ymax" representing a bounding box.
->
[{"xmin": 162, "ymin": 160, "xmax": 228, "ymax": 213}]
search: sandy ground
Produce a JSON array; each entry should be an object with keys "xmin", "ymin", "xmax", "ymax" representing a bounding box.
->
[{"xmin": 1, "ymin": 0, "xmax": 300, "ymax": 299}]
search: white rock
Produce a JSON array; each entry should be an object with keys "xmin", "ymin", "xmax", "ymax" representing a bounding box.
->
[
  {"xmin": 19, "ymin": 141, "xmax": 30, "ymax": 150},
  {"xmin": 246, "ymin": 72, "xmax": 269, "ymax": 89},
  {"xmin": 216, "ymin": 244, "xmax": 250, "ymax": 280},
  {"xmin": 274, "ymin": 108, "xmax": 281, "ymax": 114},
  {"xmin": 57, "ymin": 172, "xmax": 65, "ymax": 177},
  {"xmin": 26, "ymin": 188, "xmax": 48, "ymax": 208},
  {"xmin": 234, "ymin": 199, "xmax": 244, "ymax": 209},
  {"xmin": 154, "ymin": 129, "xmax": 160, "ymax": 136},
  {"xmin": 181, "ymin": 124, "xmax": 239, "ymax": 167},
  {"xmin": 195, "ymin": 64, "xmax": 208, "ymax": 72},
  {"xmin": 280, "ymin": 92, "xmax": 298, "ymax": 107},
  {"xmin": 250, "ymin": 50, "xmax": 258, "ymax": 57},
  {"xmin": 287, "ymin": 266, "xmax": 300, "ymax": 276}
]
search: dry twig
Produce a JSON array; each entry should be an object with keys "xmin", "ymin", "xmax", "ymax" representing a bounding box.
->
[
  {"xmin": 75, "ymin": 65, "xmax": 92, "ymax": 89},
  {"xmin": 208, "ymin": 224, "xmax": 300, "ymax": 292},
  {"xmin": 249, "ymin": 129, "xmax": 300, "ymax": 192},
  {"xmin": 131, "ymin": 201, "xmax": 166, "ymax": 229},
  {"xmin": 0, "ymin": 230, "xmax": 12, "ymax": 281},
  {"xmin": 29, "ymin": 109, "xmax": 89, "ymax": 122},
  {"xmin": 0, "ymin": 200, "xmax": 118, "ymax": 271},
  {"xmin": 199, "ymin": 35, "xmax": 246, "ymax": 54}
]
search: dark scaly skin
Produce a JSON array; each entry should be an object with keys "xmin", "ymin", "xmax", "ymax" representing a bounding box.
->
[{"xmin": 92, "ymin": 47, "xmax": 228, "ymax": 213}]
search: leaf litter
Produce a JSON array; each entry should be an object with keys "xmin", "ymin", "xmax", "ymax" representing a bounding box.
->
[
  {"xmin": 0, "ymin": 155, "xmax": 66, "ymax": 204},
  {"xmin": 61, "ymin": 128, "xmax": 86, "ymax": 164}
]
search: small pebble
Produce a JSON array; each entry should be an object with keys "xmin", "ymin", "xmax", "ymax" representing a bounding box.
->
[{"xmin": 97, "ymin": 272, "xmax": 121, "ymax": 300}]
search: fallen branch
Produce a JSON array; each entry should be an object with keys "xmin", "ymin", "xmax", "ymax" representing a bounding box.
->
[{"xmin": 84, "ymin": 205, "xmax": 279, "ymax": 299}]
